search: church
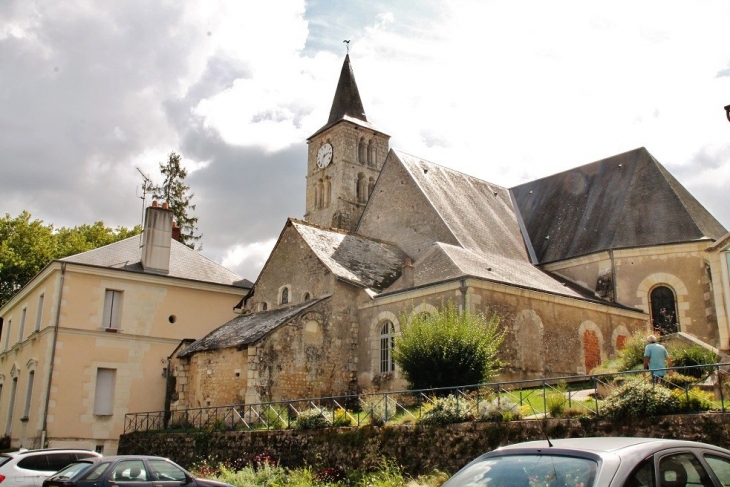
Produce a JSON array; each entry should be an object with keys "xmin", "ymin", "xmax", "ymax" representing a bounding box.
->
[{"xmin": 169, "ymin": 55, "xmax": 730, "ymax": 408}]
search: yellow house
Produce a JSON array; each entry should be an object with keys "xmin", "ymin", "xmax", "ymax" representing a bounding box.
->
[{"xmin": 0, "ymin": 203, "xmax": 250, "ymax": 454}]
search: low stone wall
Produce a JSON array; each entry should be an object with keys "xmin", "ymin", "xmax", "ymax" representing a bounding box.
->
[{"xmin": 119, "ymin": 414, "xmax": 730, "ymax": 476}]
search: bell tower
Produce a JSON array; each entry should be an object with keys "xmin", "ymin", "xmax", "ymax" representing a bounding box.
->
[{"xmin": 304, "ymin": 55, "xmax": 390, "ymax": 232}]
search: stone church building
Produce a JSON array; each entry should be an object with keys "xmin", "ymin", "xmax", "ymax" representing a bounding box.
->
[{"xmin": 170, "ymin": 56, "xmax": 729, "ymax": 408}]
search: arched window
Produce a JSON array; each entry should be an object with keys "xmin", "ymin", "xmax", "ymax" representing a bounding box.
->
[
  {"xmin": 281, "ymin": 287, "xmax": 289, "ymax": 305},
  {"xmin": 303, "ymin": 292, "xmax": 311, "ymax": 302},
  {"xmin": 323, "ymin": 177, "xmax": 331, "ymax": 207},
  {"xmin": 650, "ymin": 286, "xmax": 678, "ymax": 334},
  {"xmin": 368, "ymin": 177, "xmax": 375, "ymax": 197},
  {"xmin": 357, "ymin": 173, "xmax": 367, "ymax": 203},
  {"xmin": 316, "ymin": 180, "xmax": 324, "ymax": 209},
  {"xmin": 367, "ymin": 140, "xmax": 374, "ymax": 167},
  {"xmin": 358, "ymin": 139, "xmax": 366, "ymax": 164},
  {"xmin": 379, "ymin": 321, "xmax": 395, "ymax": 374},
  {"xmin": 260, "ymin": 302, "xmax": 268, "ymax": 312}
]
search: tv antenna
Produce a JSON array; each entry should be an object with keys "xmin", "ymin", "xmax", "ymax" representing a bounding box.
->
[{"xmin": 136, "ymin": 167, "xmax": 154, "ymax": 243}]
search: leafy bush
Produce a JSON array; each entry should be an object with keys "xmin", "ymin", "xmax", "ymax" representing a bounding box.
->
[
  {"xmin": 313, "ymin": 467, "xmax": 346, "ymax": 484},
  {"xmin": 673, "ymin": 387, "xmax": 716, "ymax": 413},
  {"xmin": 294, "ymin": 408, "xmax": 330, "ymax": 430},
  {"xmin": 669, "ymin": 345, "xmax": 718, "ymax": 378},
  {"xmin": 478, "ymin": 396, "xmax": 523, "ymax": 421},
  {"xmin": 545, "ymin": 383, "xmax": 568, "ymax": 418},
  {"xmin": 418, "ymin": 394, "xmax": 475, "ymax": 425},
  {"xmin": 261, "ymin": 404, "xmax": 289, "ymax": 429},
  {"xmin": 360, "ymin": 395, "xmax": 399, "ymax": 426},
  {"xmin": 663, "ymin": 372, "xmax": 701, "ymax": 389},
  {"xmin": 618, "ymin": 332, "xmax": 649, "ymax": 371},
  {"xmin": 393, "ymin": 301, "xmax": 505, "ymax": 390},
  {"xmin": 601, "ymin": 379, "xmax": 680, "ymax": 420}
]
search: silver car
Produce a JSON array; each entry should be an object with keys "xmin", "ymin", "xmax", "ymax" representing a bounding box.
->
[
  {"xmin": 0, "ymin": 449, "xmax": 101, "ymax": 487},
  {"xmin": 443, "ymin": 437, "xmax": 730, "ymax": 487}
]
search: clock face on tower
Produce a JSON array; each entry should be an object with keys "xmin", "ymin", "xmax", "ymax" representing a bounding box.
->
[{"xmin": 317, "ymin": 143, "xmax": 333, "ymax": 169}]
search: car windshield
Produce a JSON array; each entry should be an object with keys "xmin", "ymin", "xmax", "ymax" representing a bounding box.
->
[
  {"xmin": 47, "ymin": 461, "xmax": 94, "ymax": 481},
  {"xmin": 445, "ymin": 454, "xmax": 598, "ymax": 487}
]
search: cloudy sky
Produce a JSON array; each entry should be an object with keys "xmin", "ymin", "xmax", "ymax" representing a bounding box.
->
[{"xmin": 2, "ymin": 1, "xmax": 730, "ymax": 281}]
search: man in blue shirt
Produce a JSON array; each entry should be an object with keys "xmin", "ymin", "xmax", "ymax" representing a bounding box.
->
[{"xmin": 644, "ymin": 335, "xmax": 671, "ymax": 384}]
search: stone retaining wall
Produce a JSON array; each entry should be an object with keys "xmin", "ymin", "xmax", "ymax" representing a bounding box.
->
[{"xmin": 119, "ymin": 414, "xmax": 730, "ymax": 476}]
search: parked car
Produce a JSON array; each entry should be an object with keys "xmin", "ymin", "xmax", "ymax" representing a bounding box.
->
[
  {"xmin": 0, "ymin": 449, "xmax": 101, "ymax": 487},
  {"xmin": 443, "ymin": 437, "xmax": 730, "ymax": 487},
  {"xmin": 41, "ymin": 456, "xmax": 234, "ymax": 487}
]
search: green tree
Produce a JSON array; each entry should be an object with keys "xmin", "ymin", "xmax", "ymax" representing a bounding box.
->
[
  {"xmin": 145, "ymin": 152, "xmax": 201, "ymax": 249},
  {"xmin": 393, "ymin": 301, "xmax": 506, "ymax": 390},
  {"xmin": 0, "ymin": 211, "xmax": 141, "ymax": 307}
]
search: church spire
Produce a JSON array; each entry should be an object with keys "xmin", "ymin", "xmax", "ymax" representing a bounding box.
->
[{"xmin": 327, "ymin": 54, "xmax": 367, "ymax": 124}]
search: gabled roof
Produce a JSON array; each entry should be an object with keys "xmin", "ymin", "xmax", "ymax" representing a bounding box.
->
[
  {"xmin": 394, "ymin": 150, "xmax": 530, "ymax": 261},
  {"xmin": 291, "ymin": 219, "xmax": 406, "ymax": 290},
  {"xmin": 60, "ymin": 236, "xmax": 250, "ymax": 287},
  {"xmin": 510, "ymin": 147, "xmax": 727, "ymax": 264},
  {"xmin": 177, "ymin": 297, "xmax": 328, "ymax": 357}
]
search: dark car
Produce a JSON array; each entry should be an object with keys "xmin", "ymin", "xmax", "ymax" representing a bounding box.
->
[
  {"xmin": 41, "ymin": 456, "xmax": 233, "ymax": 487},
  {"xmin": 442, "ymin": 437, "xmax": 730, "ymax": 487}
]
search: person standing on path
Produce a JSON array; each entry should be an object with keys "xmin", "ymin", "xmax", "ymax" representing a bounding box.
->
[{"xmin": 644, "ymin": 334, "xmax": 671, "ymax": 384}]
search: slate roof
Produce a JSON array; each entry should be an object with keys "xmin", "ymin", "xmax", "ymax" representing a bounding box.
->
[
  {"xmin": 307, "ymin": 55, "xmax": 385, "ymax": 140},
  {"xmin": 60, "ymin": 236, "xmax": 250, "ymax": 287},
  {"xmin": 291, "ymin": 219, "xmax": 407, "ymax": 290},
  {"xmin": 177, "ymin": 297, "xmax": 328, "ymax": 357},
  {"xmin": 394, "ymin": 150, "xmax": 530, "ymax": 261},
  {"xmin": 510, "ymin": 147, "xmax": 727, "ymax": 264}
]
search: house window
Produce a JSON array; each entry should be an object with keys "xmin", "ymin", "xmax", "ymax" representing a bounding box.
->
[
  {"xmin": 303, "ymin": 292, "xmax": 311, "ymax": 302},
  {"xmin": 102, "ymin": 290, "xmax": 123, "ymax": 330},
  {"xmin": 281, "ymin": 287, "xmax": 289, "ymax": 305},
  {"xmin": 379, "ymin": 321, "xmax": 395, "ymax": 374},
  {"xmin": 650, "ymin": 285, "xmax": 678, "ymax": 335},
  {"xmin": 18, "ymin": 308, "xmax": 27, "ymax": 343},
  {"xmin": 94, "ymin": 368, "xmax": 116, "ymax": 416},
  {"xmin": 5, "ymin": 377, "xmax": 17, "ymax": 435},
  {"xmin": 22, "ymin": 370, "xmax": 34, "ymax": 420},
  {"xmin": 35, "ymin": 294, "xmax": 44, "ymax": 332}
]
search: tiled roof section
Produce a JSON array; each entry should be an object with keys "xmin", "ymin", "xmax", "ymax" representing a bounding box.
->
[
  {"xmin": 60, "ymin": 236, "xmax": 250, "ymax": 287},
  {"xmin": 177, "ymin": 298, "xmax": 327, "ymax": 357},
  {"xmin": 417, "ymin": 243, "xmax": 593, "ymax": 300},
  {"xmin": 510, "ymin": 147, "xmax": 727, "ymax": 264},
  {"xmin": 328, "ymin": 54, "xmax": 367, "ymax": 125},
  {"xmin": 395, "ymin": 151, "xmax": 530, "ymax": 261},
  {"xmin": 291, "ymin": 220, "xmax": 407, "ymax": 290}
]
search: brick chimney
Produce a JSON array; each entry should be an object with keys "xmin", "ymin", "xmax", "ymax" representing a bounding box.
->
[{"xmin": 141, "ymin": 201, "xmax": 173, "ymax": 274}]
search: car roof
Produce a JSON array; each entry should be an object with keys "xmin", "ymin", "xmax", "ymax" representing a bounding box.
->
[
  {"xmin": 2, "ymin": 449, "xmax": 99, "ymax": 458},
  {"xmin": 496, "ymin": 437, "xmax": 729, "ymax": 455}
]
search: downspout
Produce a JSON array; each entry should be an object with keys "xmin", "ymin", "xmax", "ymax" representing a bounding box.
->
[
  {"xmin": 41, "ymin": 262, "xmax": 65, "ymax": 448},
  {"xmin": 459, "ymin": 278, "xmax": 468, "ymax": 312},
  {"xmin": 609, "ymin": 250, "xmax": 617, "ymax": 304}
]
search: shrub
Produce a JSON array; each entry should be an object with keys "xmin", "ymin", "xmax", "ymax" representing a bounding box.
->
[
  {"xmin": 601, "ymin": 379, "xmax": 680, "ymax": 420},
  {"xmin": 294, "ymin": 408, "xmax": 330, "ymax": 430},
  {"xmin": 418, "ymin": 394, "xmax": 475, "ymax": 425},
  {"xmin": 360, "ymin": 395, "xmax": 398, "ymax": 426},
  {"xmin": 261, "ymin": 404, "xmax": 289, "ymax": 429},
  {"xmin": 478, "ymin": 396, "xmax": 523, "ymax": 421},
  {"xmin": 663, "ymin": 372, "xmax": 701, "ymax": 389},
  {"xmin": 673, "ymin": 387, "xmax": 716, "ymax": 413},
  {"xmin": 545, "ymin": 383, "xmax": 568, "ymax": 418},
  {"xmin": 313, "ymin": 466, "xmax": 346, "ymax": 484},
  {"xmin": 393, "ymin": 301, "xmax": 505, "ymax": 390},
  {"xmin": 618, "ymin": 332, "xmax": 649, "ymax": 371},
  {"xmin": 669, "ymin": 345, "xmax": 718, "ymax": 378}
]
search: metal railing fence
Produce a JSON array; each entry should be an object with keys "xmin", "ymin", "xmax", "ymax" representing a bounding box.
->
[{"xmin": 124, "ymin": 362, "xmax": 729, "ymax": 434}]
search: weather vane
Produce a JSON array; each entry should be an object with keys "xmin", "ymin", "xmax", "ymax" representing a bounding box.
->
[{"xmin": 343, "ymin": 39, "xmax": 350, "ymax": 54}]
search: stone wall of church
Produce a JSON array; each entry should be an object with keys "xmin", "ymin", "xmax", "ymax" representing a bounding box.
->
[
  {"xmin": 358, "ymin": 152, "xmax": 459, "ymax": 259},
  {"xmin": 244, "ymin": 285, "xmax": 361, "ymax": 404},
  {"xmin": 543, "ymin": 242, "xmax": 719, "ymax": 347},
  {"xmin": 245, "ymin": 223, "xmax": 335, "ymax": 313},
  {"xmin": 171, "ymin": 348, "xmax": 248, "ymax": 410},
  {"xmin": 356, "ymin": 279, "xmax": 647, "ymax": 392}
]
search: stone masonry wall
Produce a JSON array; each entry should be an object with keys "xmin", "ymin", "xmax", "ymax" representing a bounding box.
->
[{"xmin": 119, "ymin": 413, "xmax": 730, "ymax": 476}]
